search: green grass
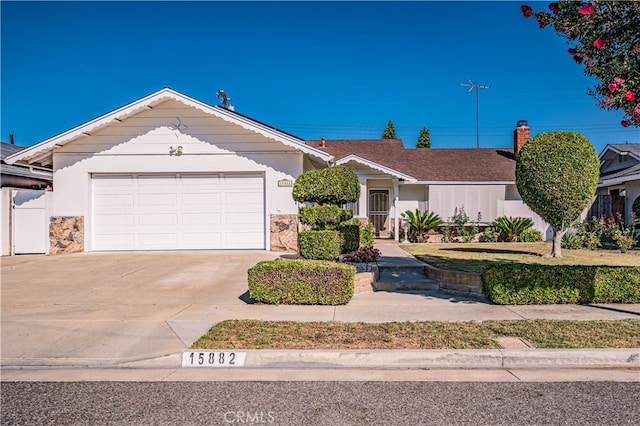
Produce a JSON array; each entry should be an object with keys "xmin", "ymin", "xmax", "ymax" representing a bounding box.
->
[
  {"xmin": 402, "ymin": 243, "xmax": 640, "ymax": 273},
  {"xmin": 191, "ymin": 319, "xmax": 640, "ymax": 350}
]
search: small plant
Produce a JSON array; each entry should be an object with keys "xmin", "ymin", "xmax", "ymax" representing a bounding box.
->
[
  {"xmin": 600, "ymin": 213, "xmax": 637, "ymax": 252},
  {"xmin": 561, "ymin": 232, "xmax": 584, "ymax": 250},
  {"xmin": 609, "ymin": 226, "xmax": 636, "ymax": 253},
  {"xmin": 447, "ymin": 206, "xmax": 482, "ymax": 243},
  {"xmin": 339, "ymin": 246, "xmax": 381, "ymax": 264},
  {"xmin": 401, "ymin": 209, "xmax": 443, "ymax": 243},
  {"xmin": 518, "ymin": 228, "xmax": 543, "ymax": 243},
  {"xmin": 481, "ymin": 227, "xmax": 500, "ymax": 243},
  {"xmin": 492, "ymin": 217, "xmax": 534, "ymax": 242}
]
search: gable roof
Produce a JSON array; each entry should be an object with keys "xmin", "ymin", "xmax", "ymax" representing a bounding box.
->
[
  {"xmin": 602, "ymin": 143, "xmax": 640, "ymax": 160},
  {"xmin": 305, "ymin": 139, "xmax": 517, "ymax": 182},
  {"xmin": 6, "ymin": 87, "xmax": 333, "ymax": 167}
]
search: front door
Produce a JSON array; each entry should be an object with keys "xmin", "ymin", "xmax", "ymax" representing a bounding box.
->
[{"xmin": 368, "ymin": 189, "xmax": 389, "ymax": 238}]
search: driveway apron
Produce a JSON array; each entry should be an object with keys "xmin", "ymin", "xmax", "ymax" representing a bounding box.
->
[{"xmin": 1, "ymin": 251, "xmax": 280, "ymax": 367}]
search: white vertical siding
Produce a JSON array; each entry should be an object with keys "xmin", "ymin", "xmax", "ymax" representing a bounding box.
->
[{"xmin": 429, "ymin": 185, "xmax": 505, "ymax": 223}]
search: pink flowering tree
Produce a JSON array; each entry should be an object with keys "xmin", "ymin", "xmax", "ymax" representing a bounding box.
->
[{"xmin": 521, "ymin": 1, "xmax": 640, "ymax": 127}]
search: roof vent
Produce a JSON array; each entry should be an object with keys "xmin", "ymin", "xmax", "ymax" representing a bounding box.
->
[{"xmin": 517, "ymin": 120, "xmax": 528, "ymax": 127}]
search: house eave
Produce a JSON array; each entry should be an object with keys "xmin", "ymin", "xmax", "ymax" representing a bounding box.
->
[
  {"xmin": 335, "ymin": 155, "xmax": 417, "ymax": 182},
  {"xmin": 413, "ymin": 180, "xmax": 515, "ymax": 185},
  {"xmin": 599, "ymin": 173, "xmax": 640, "ymax": 187}
]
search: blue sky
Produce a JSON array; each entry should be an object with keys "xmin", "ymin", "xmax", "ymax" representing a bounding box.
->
[{"xmin": 2, "ymin": 1, "xmax": 639, "ymax": 154}]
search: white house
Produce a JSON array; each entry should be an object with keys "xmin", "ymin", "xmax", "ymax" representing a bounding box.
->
[
  {"xmin": 6, "ymin": 88, "xmax": 552, "ymax": 255},
  {"xmin": 6, "ymin": 88, "xmax": 333, "ymax": 254}
]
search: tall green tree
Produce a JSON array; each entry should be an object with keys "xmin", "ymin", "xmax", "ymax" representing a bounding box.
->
[
  {"xmin": 381, "ymin": 120, "xmax": 397, "ymax": 139},
  {"xmin": 515, "ymin": 131, "xmax": 599, "ymax": 257},
  {"xmin": 416, "ymin": 127, "xmax": 431, "ymax": 148},
  {"xmin": 521, "ymin": 1, "xmax": 640, "ymax": 127}
]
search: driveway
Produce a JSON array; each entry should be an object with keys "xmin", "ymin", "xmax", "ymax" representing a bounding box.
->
[{"xmin": 1, "ymin": 251, "xmax": 280, "ymax": 367}]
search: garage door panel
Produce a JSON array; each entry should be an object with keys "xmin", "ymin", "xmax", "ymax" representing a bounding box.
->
[
  {"xmin": 138, "ymin": 233, "xmax": 179, "ymax": 248},
  {"xmin": 137, "ymin": 193, "xmax": 178, "ymax": 208},
  {"xmin": 93, "ymin": 173, "xmax": 264, "ymax": 251},
  {"xmin": 182, "ymin": 232, "xmax": 222, "ymax": 248},
  {"xmin": 182, "ymin": 193, "xmax": 221, "ymax": 206},
  {"xmin": 182, "ymin": 213, "xmax": 222, "ymax": 226},
  {"xmin": 94, "ymin": 194, "xmax": 135, "ymax": 209},
  {"xmin": 95, "ymin": 214, "xmax": 135, "ymax": 227},
  {"xmin": 138, "ymin": 213, "xmax": 178, "ymax": 226}
]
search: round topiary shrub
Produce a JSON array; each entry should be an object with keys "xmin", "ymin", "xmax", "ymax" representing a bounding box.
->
[{"xmin": 516, "ymin": 131, "xmax": 599, "ymax": 256}]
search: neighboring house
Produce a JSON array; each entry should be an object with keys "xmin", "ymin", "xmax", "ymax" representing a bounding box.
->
[
  {"xmin": 5, "ymin": 88, "xmax": 333, "ymax": 254},
  {"xmin": 306, "ymin": 121, "xmax": 552, "ymax": 241},
  {"xmin": 589, "ymin": 143, "xmax": 640, "ymax": 226},
  {"xmin": 1, "ymin": 140, "xmax": 53, "ymax": 256}
]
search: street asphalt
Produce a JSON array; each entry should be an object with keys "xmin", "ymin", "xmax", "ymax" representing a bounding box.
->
[{"xmin": 1, "ymin": 243, "xmax": 639, "ymax": 381}]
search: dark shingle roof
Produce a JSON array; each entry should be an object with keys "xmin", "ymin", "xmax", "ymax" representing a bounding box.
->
[
  {"xmin": 305, "ymin": 139, "xmax": 517, "ymax": 182},
  {"xmin": 608, "ymin": 143, "xmax": 640, "ymax": 157}
]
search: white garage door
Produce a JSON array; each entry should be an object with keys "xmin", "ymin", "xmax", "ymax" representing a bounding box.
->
[{"xmin": 92, "ymin": 173, "xmax": 265, "ymax": 251}]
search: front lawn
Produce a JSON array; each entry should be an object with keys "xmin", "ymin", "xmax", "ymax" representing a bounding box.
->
[
  {"xmin": 402, "ymin": 243, "xmax": 640, "ymax": 273},
  {"xmin": 191, "ymin": 319, "xmax": 640, "ymax": 350}
]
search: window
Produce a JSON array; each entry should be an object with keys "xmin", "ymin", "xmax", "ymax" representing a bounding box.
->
[{"xmin": 343, "ymin": 201, "xmax": 359, "ymax": 216}]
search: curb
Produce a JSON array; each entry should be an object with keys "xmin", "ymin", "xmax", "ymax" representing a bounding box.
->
[
  {"xmin": 3, "ymin": 349, "xmax": 639, "ymax": 370},
  {"xmin": 235, "ymin": 349, "xmax": 640, "ymax": 369}
]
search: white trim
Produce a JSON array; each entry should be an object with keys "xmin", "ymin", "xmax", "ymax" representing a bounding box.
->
[
  {"xmin": 598, "ymin": 144, "xmax": 640, "ymax": 162},
  {"xmin": 413, "ymin": 181, "xmax": 515, "ymax": 185},
  {"xmin": 599, "ymin": 172, "xmax": 640, "ymax": 187},
  {"xmin": 336, "ymin": 155, "xmax": 417, "ymax": 182},
  {"xmin": 6, "ymin": 88, "xmax": 334, "ymax": 166}
]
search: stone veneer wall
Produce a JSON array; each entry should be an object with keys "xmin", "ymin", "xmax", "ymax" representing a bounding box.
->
[
  {"xmin": 270, "ymin": 214, "xmax": 298, "ymax": 252},
  {"xmin": 50, "ymin": 216, "xmax": 84, "ymax": 254}
]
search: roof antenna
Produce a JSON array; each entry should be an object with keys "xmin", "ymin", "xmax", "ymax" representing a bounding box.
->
[
  {"xmin": 216, "ymin": 89, "xmax": 234, "ymax": 110},
  {"xmin": 460, "ymin": 80, "xmax": 490, "ymax": 148}
]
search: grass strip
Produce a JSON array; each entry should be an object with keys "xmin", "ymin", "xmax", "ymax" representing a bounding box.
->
[{"xmin": 191, "ymin": 319, "xmax": 640, "ymax": 350}]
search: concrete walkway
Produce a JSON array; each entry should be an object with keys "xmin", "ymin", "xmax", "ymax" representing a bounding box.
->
[{"xmin": 1, "ymin": 245, "xmax": 639, "ymax": 380}]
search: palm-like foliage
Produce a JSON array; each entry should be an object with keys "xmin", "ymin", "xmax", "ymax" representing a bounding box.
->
[
  {"xmin": 401, "ymin": 209, "xmax": 443, "ymax": 242},
  {"xmin": 492, "ymin": 216, "xmax": 534, "ymax": 242}
]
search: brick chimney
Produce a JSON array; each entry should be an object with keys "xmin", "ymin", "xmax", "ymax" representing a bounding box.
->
[{"xmin": 514, "ymin": 120, "xmax": 530, "ymax": 156}]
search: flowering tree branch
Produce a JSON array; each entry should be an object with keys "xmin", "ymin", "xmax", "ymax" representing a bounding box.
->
[{"xmin": 522, "ymin": 1, "xmax": 640, "ymax": 127}]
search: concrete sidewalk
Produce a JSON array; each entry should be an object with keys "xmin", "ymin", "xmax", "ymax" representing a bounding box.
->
[{"xmin": 1, "ymin": 245, "xmax": 639, "ymax": 379}]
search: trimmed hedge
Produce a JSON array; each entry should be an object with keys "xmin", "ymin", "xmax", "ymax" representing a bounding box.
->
[
  {"xmin": 299, "ymin": 205, "xmax": 352, "ymax": 229},
  {"xmin": 248, "ymin": 259, "xmax": 356, "ymax": 305},
  {"xmin": 339, "ymin": 224, "xmax": 360, "ymax": 253},
  {"xmin": 298, "ymin": 230, "xmax": 343, "ymax": 260},
  {"xmin": 482, "ymin": 264, "xmax": 640, "ymax": 305},
  {"xmin": 292, "ymin": 165, "xmax": 360, "ymax": 205}
]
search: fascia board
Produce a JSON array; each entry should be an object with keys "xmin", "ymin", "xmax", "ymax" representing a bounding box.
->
[
  {"xmin": 336, "ymin": 155, "xmax": 417, "ymax": 182},
  {"xmin": 413, "ymin": 181, "xmax": 515, "ymax": 185},
  {"xmin": 599, "ymin": 173, "xmax": 640, "ymax": 187}
]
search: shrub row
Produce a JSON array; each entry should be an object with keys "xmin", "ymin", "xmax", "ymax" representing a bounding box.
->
[
  {"xmin": 248, "ymin": 259, "xmax": 356, "ymax": 305},
  {"xmin": 482, "ymin": 264, "xmax": 640, "ymax": 305}
]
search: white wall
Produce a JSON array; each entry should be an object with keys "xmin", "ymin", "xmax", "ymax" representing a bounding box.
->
[
  {"xmin": 0, "ymin": 188, "xmax": 11, "ymax": 256},
  {"xmin": 626, "ymin": 180, "xmax": 640, "ymax": 226},
  {"xmin": 429, "ymin": 185, "xmax": 505, "ymax": 223},
  {"xmin": 398, "ymin": 185, "xmax": 428, "ymax": 215},
  {"xmin": 51, "ymin": 100, "xmax": 305, "ymax": 251}
]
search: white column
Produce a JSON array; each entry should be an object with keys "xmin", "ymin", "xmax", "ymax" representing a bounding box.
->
[{"xmin": 393, "ymin": 179, "xmax": 399, "ymax": 242}]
